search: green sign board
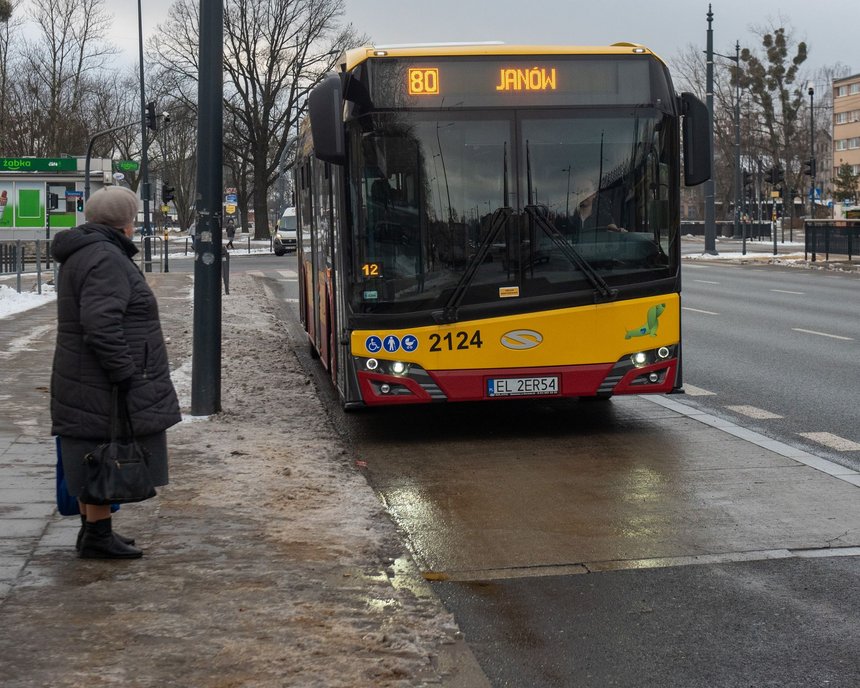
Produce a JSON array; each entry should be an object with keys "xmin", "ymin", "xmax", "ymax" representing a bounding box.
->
[
  {"xmin": 0, "ymin": 157, "xmax": 77, "ymax": 172},
  {"xmin": 115, "ymin": 160, "xmax": 140, "ymax": 172}
]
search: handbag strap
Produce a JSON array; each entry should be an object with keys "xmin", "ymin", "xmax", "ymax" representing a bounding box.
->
[{"xmin": 109, "ymin": 385, "xmax": 137, "ymax": 442}]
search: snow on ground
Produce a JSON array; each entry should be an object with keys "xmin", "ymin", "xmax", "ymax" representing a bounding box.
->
[
  {"xmin": 0, "ymin": 283, "xmax": 56, "ymax": 319},
  {"xmin": 153, "ymin": 274, "xmax": 462, "ymax": 685}
]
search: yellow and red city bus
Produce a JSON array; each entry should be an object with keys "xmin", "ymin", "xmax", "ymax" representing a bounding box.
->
[{"xmin": 296, "ymin": 43, "xmax": 710, "ymax": 408}]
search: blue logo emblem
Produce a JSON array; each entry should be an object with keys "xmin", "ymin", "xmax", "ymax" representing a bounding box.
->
[
  {"xmin": 365, "ymin": 336, "xmax": 382, "ymax": 354},
  {"xmin": 401, "ymin": 334, "xmax": 419, "ymax": 352},
  {"xmin": 383, "ymin": 335, "xmax": 401, "ymax": 353}
]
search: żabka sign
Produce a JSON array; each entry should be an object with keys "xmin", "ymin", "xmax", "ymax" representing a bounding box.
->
[{"xmin": 0, "ymin": 158, "xmax": 77, "ymax": 172}]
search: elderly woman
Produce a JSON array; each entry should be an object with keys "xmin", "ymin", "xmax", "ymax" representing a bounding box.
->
[{"xmin": 51, "ymin": 187, "xmax": 181, "ymax": 559}]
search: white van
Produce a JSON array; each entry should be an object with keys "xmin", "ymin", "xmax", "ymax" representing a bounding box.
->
[{"xmin": 273, "ymin": 207, "xmax": 297, "ymax": 255}]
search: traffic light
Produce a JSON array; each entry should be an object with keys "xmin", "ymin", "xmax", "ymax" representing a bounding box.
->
[
  {"xmin": 48, "ymin": 193, "xmax": 59, "ymax": 210},
  {"xmin": 766, "ymin": 167, "xmax": 784, "ymax": 185},
  {"xmin": 742, "ymin": 171, "xmax": 753, "ymax": 187},
  {"xmin": 76, "ymin": 197, "xmax": 84, "ymax": 212},
  {"xmin": 803, "ymin": 158, "xmax": 817, "ymax": 177},
  {"xmin": 161, "ymin": 182, "xmax": 175, "ymax": 204},
  {"xmin": 146, "ymin": 101, "xmax": 158, "ymax": 131}
]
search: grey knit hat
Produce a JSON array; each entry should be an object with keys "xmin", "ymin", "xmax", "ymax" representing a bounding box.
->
[{"xmin": 84, "ymin": 186, "xmax": 139, "ymax": 229}]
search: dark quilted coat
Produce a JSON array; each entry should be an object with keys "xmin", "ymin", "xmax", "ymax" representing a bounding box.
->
[{"xmin": 50, "ymin": 223, "xmax": 181, "ymax": 439}]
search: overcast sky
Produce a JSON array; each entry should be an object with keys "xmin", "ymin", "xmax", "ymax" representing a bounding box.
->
[{"xmin": 108, "ymin": 0, "xmax": 855, "ymax": 83}]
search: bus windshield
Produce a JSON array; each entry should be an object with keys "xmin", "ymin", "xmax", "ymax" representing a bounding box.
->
[{"xmin": 348, "ymin": 109, "xmax": 677, "ymax": 314}]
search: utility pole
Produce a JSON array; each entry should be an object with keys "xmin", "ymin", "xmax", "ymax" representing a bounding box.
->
[
  {"xmin": 808, "ymin": 83, "xmax": 816, "ymax": 219},
  {"xmin": 191, "ymin": 0, "xmax": 223, "ymax": 415},
  {"xmin": 733, "ymin": 41, "xmax": 740, "ymax": 241},
  {"xmin": 703, "ymin": 5, "xmax": 718, "ymax": 254},
  {"xmin": 137, "ymin": 0, "xmax": 152, "ymax": 272}
]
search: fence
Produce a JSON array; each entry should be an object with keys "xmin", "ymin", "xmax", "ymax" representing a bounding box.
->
[
  {"xmin": 0, "ymin": 240, "xmax": 56, "ymax": 294},
  {"xmin": 681, "ymin": 221, "xmax": 772, "ymax": 240},
  {"xmin": 804, "ymin": 220, "xmax": 860, "ymax": 262}
]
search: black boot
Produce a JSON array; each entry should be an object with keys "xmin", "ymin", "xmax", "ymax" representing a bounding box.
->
[
  {"xmin": 79, "ymin": 518, "xmax": 143, "ymax": 559},
  {"xmin": 76, "ymin": 514, "xmax": 135, "ymax": 551}
]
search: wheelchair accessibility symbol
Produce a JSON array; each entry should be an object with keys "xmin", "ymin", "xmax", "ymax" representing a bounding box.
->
[{"xmin": 365, "ymin": 336, "xmax": 382, "ymax": 354}]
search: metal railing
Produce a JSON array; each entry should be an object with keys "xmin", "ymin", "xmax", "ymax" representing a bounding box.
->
[
  {"xmin": 805, "ymin": 220, "xmax": 860, "ymax": 262},
  {"xmin": 0, "ymin": 240, "xmax": 57, "ymax": 294}
]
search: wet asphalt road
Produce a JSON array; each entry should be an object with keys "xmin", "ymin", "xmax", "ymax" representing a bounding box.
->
[{"xmin": 260, "ymin": 256, "xmax": 860, "ymax": 687}]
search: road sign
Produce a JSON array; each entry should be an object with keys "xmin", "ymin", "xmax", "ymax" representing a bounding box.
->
[
  {"xmin": 225, "ymin": 193, "xmax": 237, "ymax": 203},
  {"xmin": 225, "ymin": 204, "xmax": 236, "ymax": 214}
]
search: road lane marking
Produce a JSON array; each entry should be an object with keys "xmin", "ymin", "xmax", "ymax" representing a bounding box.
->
[
  {"xmin": 277, "ymin": 269, "xmax": 298, "ymax": 279},
  {"xmin": 725, "ymin": 405, "xmax": 783, "ymax": 420},
  {"xmin": 430, "ymin": 546, "xmax": 860, "ymax": 580},
  {"xmin": 771, "ymin": 289, "xmax": 804, "ymax": 295},
  {"xmin": 682, "ymin": 384, "xmax": 716, "ymax": 396},
  {"xmin": 693, "ymin": 279, "xmax": 720, "ymax": 284},
  {"xmin": 798, "ymin": 432, "xmax": 860, "ymax": 452},
  {"xmin": 792, "ymin": 328, "xmax": 853, "ymax": 341},
  {"xmin": 682, "ymin": 307, "xmax": 720, "ymax": 315},
  {"xmin": 645, "ymin": 395, "xmax": 860, "ymax": 487}
]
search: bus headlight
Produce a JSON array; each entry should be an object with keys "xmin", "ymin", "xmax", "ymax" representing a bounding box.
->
[
  {"xmin": 657, "ymin": 346, "xmax": 670, "ymax": 359},
  {"xmin": 391, "ymin": 361, "xmax": 407, "ymax": 375},
  {"xmin": 631, "ymin": 352, "xmax": 648, "ymax": 368},
  {"xmin": 366, "ymin": 358, "xmax": 379, "ymax": 371}
]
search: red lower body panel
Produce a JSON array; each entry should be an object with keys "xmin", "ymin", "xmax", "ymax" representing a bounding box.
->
[{"xmin": 356, "ymin": 359, "xmax": 678, "ymax": 406}]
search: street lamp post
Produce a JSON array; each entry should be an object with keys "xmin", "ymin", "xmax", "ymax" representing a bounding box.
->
[
  {"xmin": 703, "ymin": 6, "xmax": 717, "ymax": 254},
  {"xmin": 808, "ymin": 83, "xmax": 815, "ymax": 220},
  {"xmin": 137, "ymin": 0, "xmax": 153, "ymax": 272}
]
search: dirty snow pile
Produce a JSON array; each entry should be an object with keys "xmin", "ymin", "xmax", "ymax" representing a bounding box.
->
[
  {"xmin": 0, "ymin": 283, "xmax": 56, "ymax": 319},
  {"xmin": 155, "ymin": 274, "xmax": 462, "ymax": 687}
]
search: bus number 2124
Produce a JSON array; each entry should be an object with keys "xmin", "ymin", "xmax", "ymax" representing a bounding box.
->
[{"xmin": 429, "ymin": 330, "xmax": 483, "ymax": 351}]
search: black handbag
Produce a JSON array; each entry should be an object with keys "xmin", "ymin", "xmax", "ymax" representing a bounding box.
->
[{"xmin": 79, "ymin": 386, "xmax": 157, "ymax": 505}]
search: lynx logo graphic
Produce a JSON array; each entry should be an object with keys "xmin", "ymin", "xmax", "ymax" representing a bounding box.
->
[{"xmin": 500, "ymin": 329, "xmax": 543, "ymax": 350}]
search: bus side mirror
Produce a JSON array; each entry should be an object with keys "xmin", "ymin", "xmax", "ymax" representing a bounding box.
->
[
  {"xmin": 308, "ymin": 74, "xmax": 345, "ymax": 165},
  {"xmin": 680, "ymin": 92, "xmax": 711, "ymax": 187}
]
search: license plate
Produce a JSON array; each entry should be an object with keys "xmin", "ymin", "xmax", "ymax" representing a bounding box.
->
[{"xmin": 487, "ymin": 376, "xmax": 559, "ymax": 397}]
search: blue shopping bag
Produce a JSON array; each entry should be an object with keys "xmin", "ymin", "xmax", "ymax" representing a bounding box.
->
[{"xmin": 55, "ymin": 437, "xmax": 80, "ymax": 516}]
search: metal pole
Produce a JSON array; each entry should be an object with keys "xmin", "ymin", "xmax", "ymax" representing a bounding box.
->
[
  {"xmin": 703, "ymin": 5, "xmax": 717, "ymax": 254},
  {"xmin": 138, "ymin": 0, "xmax": 152, "ymax": 272},
  {"xmin": 733, "ymin": 41, "xmax": 741, "ymax": 242},
  {"xmin": 809, "ymin": 85, "xmax": 815, "ymax": 220},
  {"xmin": 191, "ymin": 0, "xmax": 223, "ymax": 416}
]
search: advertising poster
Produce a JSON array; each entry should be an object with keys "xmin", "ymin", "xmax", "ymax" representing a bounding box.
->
[
  {"xmin": 0, "ymin": 181, "xmax": 12, "ymax": 228},
  {"xmin": 13, "ymin": 181, "xmax": 45, "ymax": 228}
]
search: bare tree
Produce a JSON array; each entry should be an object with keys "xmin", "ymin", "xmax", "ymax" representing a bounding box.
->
[
  {"xmin": 152, "ymin": 0, "xmax": 364, "ymax": 238},
  {"xmin": 19, "ymin": 0, "xmax": 118, "ymax": 154}
]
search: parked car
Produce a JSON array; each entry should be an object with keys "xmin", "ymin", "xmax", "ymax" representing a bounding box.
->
[{"xmin": 273, "ymin": 207, "xmax": 297, "ymax": 256}]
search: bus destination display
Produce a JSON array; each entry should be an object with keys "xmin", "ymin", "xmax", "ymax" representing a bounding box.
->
[{"xmin": 372, "ymin": 56, "xmax": 653, "ymax": 108}]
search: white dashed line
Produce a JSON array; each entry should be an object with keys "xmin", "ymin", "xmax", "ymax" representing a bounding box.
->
[
  {"xmin": 798, "ymin": 432, "xmax": 860, "ymax": 452},
  {"xmin": 771, "ymin": 289, "xmax": 805, "ymax": 295},
  {"xmin": 277, "ymin": 269, "xmax": 298, "ymax": 279},
  {"xmin": 682, "ymin": 384, "xmax": 716, "ymax": 396},
  {"xmin": 725, "ymin": 405, "xmax": 783, "ymax": 420},
  {"xmin": 682, "ymin": 307, "xmax": 720, "ymax": 315},
  {"xmin": 792, "ymin": 328, "xmax": 853, "ymax": 341},
  {"xmin": 693, "ymin": 280, "xmax": 721, "ymax": 284}
]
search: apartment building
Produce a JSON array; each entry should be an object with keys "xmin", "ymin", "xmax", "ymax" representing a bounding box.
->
[{"xmin": 833, "ymin": 74, "xmax": 860, "ymax": 182}]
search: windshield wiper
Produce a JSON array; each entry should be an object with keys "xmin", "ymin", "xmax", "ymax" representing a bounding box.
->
[
  {"xmin": 435, "ymin": 206, "xmax": 513, "ymax": 323},
  {"xmin": 524, "ymin": 205, "xmax": 617, "ymax": 301}
]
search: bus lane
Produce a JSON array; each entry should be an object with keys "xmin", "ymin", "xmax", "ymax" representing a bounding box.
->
[{"xmin": 334, "ymin": 395, "xmax": 860, "ymax": 686}]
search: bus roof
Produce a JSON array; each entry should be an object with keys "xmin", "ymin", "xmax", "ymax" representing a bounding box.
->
[{"xmin": 339, "ymin": 43, "xmax": 664, "ymax": 72}]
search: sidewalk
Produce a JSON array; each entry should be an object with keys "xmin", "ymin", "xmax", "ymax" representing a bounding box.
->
[{"xmin": 0, "ymin": 272, "xmax": 487, "ymax": 687}]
